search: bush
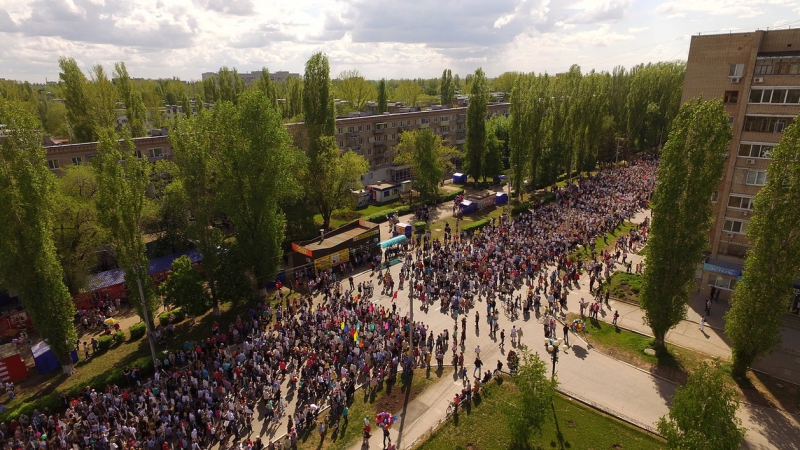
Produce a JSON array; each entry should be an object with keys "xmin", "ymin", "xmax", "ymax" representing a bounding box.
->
[
  {"xmin": 97, "ymin": 335, "xmax": 114, "ymax": 353},
  {"xmin": 414, "ymin": 221, "xmax": 427, "ymax": 232},
  {"xmin": 440, "ymin": 189, "xmax": 464, "ymax": 203},
  {"xmin": 511, "ymin": 202, "xmax": 531, "ymax": 216},
  {"xmin": 113, "ymin": 331, "xmax": 125, "ymax": 345},
  {"xmin": 158, "ymin": 308, "xmax": 186, "ymax": 326},
  {"xmin": 462, "ymin": 218, "xmax": 491, "ymax": 233},
  {"xmin": 129, "ymin": 322, "xmax": 146, "ymax": 341}
]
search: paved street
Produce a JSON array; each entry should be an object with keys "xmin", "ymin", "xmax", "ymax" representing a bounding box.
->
[{"xmin": 343, "ymin": 209, "xmax": 800, "ymax": 450}]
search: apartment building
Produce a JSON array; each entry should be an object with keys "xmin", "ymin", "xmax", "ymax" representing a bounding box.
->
[
  {"xmin": 682, "ymin": 28, "xmax": 800, "ymax": 312},
  {"xmin": 43, "ymin": 134, "xmax": 173, "ymax": 173},
  {"xmin": 288, "ymin": 102, "xmax": 510, "ymax": 184}
]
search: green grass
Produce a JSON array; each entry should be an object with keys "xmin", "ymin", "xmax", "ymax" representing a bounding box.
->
[
  {"xmin": 428, "ymin": 206, "xmax": 506, "ymax": 241},
  {"xmin": 419, "ymin": 376, "xmax": 665, "ymax": 450},
  {"xmin": 569, "ymin": 221, "xmax": 637, "ymax": 262},
  {"xmin": 603, "ymin": 272, "xmax": 643, "ymax": 303},
  {"xmin": 297, "ymin": 368, "xmax": 453, "ymax": 450},
  {"xmin": 314, "ymin": 200, "xmax": 406, "ymax": 229}
]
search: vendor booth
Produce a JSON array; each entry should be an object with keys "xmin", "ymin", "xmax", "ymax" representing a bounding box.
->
[
  {"xmin": 0, "ymin": 344, "xmax": 27, "ymax": 383},
  {"xmin": 368, "ymin": 183, "xmax": 401, "ymax": 203},
  {"xmin": 468, "ymin": 190, "xmax": 497, "ymax": 211},
  {"xmin": 288, "ymin": 220, "xmax": 381, "ymax": 275}
]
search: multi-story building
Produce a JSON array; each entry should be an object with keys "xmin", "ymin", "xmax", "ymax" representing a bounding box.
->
[
  {"xmin": 682, "ymin": 28, "xmax": 800, "ymax": 313},
  {"xmin": 43, "ymin": 133, "xmax": 173, "ymax": 173},
  {"xmin": 201, "ymin": 70, "xmax": 299, "ymax": 85},
  {"xmin": 287, "ymin": 102, "xmax": 510, "ymax": 184}
]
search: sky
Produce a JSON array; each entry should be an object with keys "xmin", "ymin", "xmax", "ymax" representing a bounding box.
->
[{"xmin": 1, "ymin": 0, "xmax": 799, "ymax": 83}]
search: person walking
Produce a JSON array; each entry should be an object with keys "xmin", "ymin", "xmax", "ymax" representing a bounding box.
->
[
  {"xmin": 500, "ymin": 329, "xmax": 505, "ymax": 349},
  {"xmin": 699, "ymin": 315, "xmax": 706, "ymax": 333},
  {"xmin": 562, "ymin": 323, "xmax": 570, "ymax": 346},
  {"xmin": 612, "ymin": 310, "xmax": 619, "ymax": 326}
]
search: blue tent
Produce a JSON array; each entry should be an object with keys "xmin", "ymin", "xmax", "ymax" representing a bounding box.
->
[
  {"xmin": 31, "ymin": 341, "xmax": 61, "ymax": 374},
  {"xmin": 380, "ymin": 235, "xmax": 408, "ymax": 248},
  {"xmin": 452, "ymin": 173, "xmax": 467, "ymax": 184},
  {"xmin": 495, "ymin": 192, "xmax": 508, "ymax": 205}
]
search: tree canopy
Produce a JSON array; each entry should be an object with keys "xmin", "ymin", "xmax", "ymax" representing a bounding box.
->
[{"xmin": 395, "ymin": 128, "xmax": 460, "ymax": 202}]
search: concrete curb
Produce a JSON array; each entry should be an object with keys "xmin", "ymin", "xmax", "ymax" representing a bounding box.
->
[{"xmin": 556, "ymin": 386, "xmax": 664, "ymax": 439}]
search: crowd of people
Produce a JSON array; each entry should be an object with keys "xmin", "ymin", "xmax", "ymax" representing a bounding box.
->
[{"xmin": 1, "ymin": 159, "xmax": 657, "ymax": 450}]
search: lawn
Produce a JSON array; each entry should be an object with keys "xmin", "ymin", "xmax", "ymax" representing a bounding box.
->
[
  {"xmin": 602, "ymin": 272, "xmax": 643, "ymax": 303},
  {"xmin": 296, "ymin": 367, "xmax": 453, "ymax": 450},
  {"xmin": 314, "ymin": 200, "xmax": 406, "ymax": 229},
  {"xmin": 418, "ymin": 376, "xmax": 666, "ymax": 450},
  {"xmin": 574, "ymin": 316, "xmax": 800, "ymax": 415},
  {"xmin": 569, "ymin": 221, "xmax": 638, "ymax": 263}
]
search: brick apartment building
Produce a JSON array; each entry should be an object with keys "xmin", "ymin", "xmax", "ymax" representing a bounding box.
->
[
  {"xmin": 40, "ymin": 102, "xmax": 510, "ymax": 186},
  {"xmin": 287, "ymin": 102, "xmax": 510, "ymax": 184},
  {"xmin": 682, "ymin": 28, "xmax": 800, "ymax": 312}
]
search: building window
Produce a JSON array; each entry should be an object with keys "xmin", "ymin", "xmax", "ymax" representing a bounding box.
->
[
  {"xmin": 745, "ymin": 169, "xmax": 767, "ymax": 186},
  {"xmin": 348, "ymin": 126, "xmax": 355, "ymax": 133},
  {"xmin": 367, "ymin": 125, "xmax": 371, "ymax": 131},
  {"xmin": 149, "ymin": 148, "xmax": 163, "ymax": 158},
  {"xmin": 738, "ymin": 143, "xmax": 774, "ymax": 158},
  {"xmin": 421, "ymin": 117, "xmax": 430, "ymax": 124},
  {"xmin": 339, "ymin": 141, "xmax": 343, "ymax": 148},
  {"xmin": 748, "ymin": 88, "xmax": 800, "ymax": 104},
  {"xmin": 708, "ymin": 275, "xmax": 737, "ymax": 291},
  {"xmin": 358, "ymin": 126, "xmax": 363, "ymax": 132},
  {"xmin": 727, "ymin": 195, "xmax": 754, "ymax": 210},
  {"xmin": 723, "ymin": 218, "xmax": 749, "ymax": 234},
  {"xmin": 391, "ymin": 134, "xmax": 396, "ymax": 140},
  {"xmin": 729, "ymin": 63, "xmax": 744, "ymax": 78},
  {"xmin": 754, "ymin": 57, "xmax": 800, "ymax": 76},
  {"xmin": 743, "ymin": 116, "xmax": 792, "ymax": 133},
  {"xmin": 48, "ymin": 159, "xmax": 59, "ymax": 170},
  {"xmin": 723, "ymin": 91, "xmax": 739, "ymax": 103},
  {"xmin": 72, "ymin": 157, "xmax": 83, "ymax": 166},
  {"xmin": 337, "ymin": 127, "xmax": 343, "ymax": 134},
  {"xmin": 367, "ymin": 149, "xmax": 372, "ymax": 155},
  {"xmin": 134, "ymin": 150, "xmax": 143, "ymax": 160}
]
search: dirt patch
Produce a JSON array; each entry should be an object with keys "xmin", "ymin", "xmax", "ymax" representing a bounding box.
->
[
  {"xmin": 374, "ymin": 368, "xmax": 452, "ymax": 413},
  {"xmin": 612, "ymin": 444, "xmax": 623, "ymax": 449}
]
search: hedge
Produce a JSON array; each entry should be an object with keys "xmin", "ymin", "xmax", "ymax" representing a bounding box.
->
[
  {"xmin": 362, "ymin": 190, "xmax": 465, "ymax": 224},
  {"xmin": 414, "ymin": 221, "xmax": 427, "ymax": 232},
  {"xmin": 113, "ymin": 331, "xmax": 125, "ymax": 345},
  {"xmin": 462, "ymin": 218, "xmax": 491, "ymax": 233},
  {"xmin": 511, "ymin": 202, "xmax": 532, "ymax": 216},
  {"xmin": 98, "ymin": 335, "xmax": 114, "ymax": 353},
  {"xmin": 129, "ymin": 322, "xmax": 147, "ymax": 341},
  {"xmin": 158, "ymin": 308, "xmax": 186, "ymax": 326}
]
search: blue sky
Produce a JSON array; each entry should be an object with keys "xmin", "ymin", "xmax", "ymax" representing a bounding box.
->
[{"xmin": 0, "ymin": 0, "xmax": 798, "ymax": 82}]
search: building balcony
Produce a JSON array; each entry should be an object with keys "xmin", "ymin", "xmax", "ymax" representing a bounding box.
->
[
  {"xmin": 456, "ymin": 115, "xmax": 466, "ymax": 123},
  {"xmin": 373, "ymin": 128, "xmax": 385, "ymax": 134},
  {"xmin": 347, "ymin": 132, "xmax": 360, "ymax": 137},
  {"xmin": 439, "ymin": 120, "xmax": 450, "ymax": 126},
  {"xmin": 374, "ymin": 140, "xmax": 386, "ymax": 146},
  {"xmin": 455, "ymin": 139, "xmax": 466, "ymax": 145},
  {"xmin": 420, "ymin": 123, "xmax": 430, "ymax": 128}
]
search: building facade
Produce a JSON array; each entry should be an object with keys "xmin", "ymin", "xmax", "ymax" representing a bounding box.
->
[
  {"xmin": 287, "ymin": 102, "xmax": 510, "ymax": 184},
  {"xmin": 682, "ymin": 29, "xmax": 800, "ymax": 312},
  {"xmin": 43, "ymin": 134, "xmax": 173, "ymax": 173}
]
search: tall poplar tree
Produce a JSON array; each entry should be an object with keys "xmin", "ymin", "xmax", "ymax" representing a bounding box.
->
[
  {"xmin": 639, "ymin": 98, "xmax": 731, "ymax": 348},
  {"xmin": 303, "ymin": 52, "xmax": 335, "ymax": 163},
  {"xmin": 93, "ymin": 127, "xmax": 158, "ymax": 323},
  {"xmin": 257, "ymin": 68, "xmax": 278, "ymax": 108},
  {"xmin": 59, "ymin": 57, "xmax": 95, "ymax": 142},
  {"xmin": 0, "ymin": 101, "xmax": 78, "ymax": 373},
  {"xmin": 113, "ymin": 62, "xmax": 148, "ymax": 137},
  {"xmin": 395, "ymin": 128, "xmax": 460, "ymax": 202},
  {"xmin": 335, "ymin": 70, "xmax": 375, "ymax": 113},
  {"xmin": 377, "ymin": 79, "xmax": 388, "ymax": 113},
  {"xmin": 212, "ymin": 91, "xmax": 305, "ymax": 295},
  {"xmin": 726, "ymin": 116, "xmax": 800, "ymax": 376},
  {"xmin": 440, "ymin": 69, "xmax": 454, "ymax": 107},
  {"xmin": 465, "ymin": 68, "xmax": 488, "ymax": 182}
]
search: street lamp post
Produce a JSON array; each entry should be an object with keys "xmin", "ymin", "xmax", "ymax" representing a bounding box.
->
[
  {"xmin": 544, "ymin": 337, "xmax": 569, "ymax": 378},
  {"xmin": 135, "ymin": 271, "xmax": 159, "ymax": 366}
]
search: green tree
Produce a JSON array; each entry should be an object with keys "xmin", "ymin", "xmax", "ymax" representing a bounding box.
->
[
  {"xmin": 218, "ymin": 67, "xmax": 236, "ymax": 103},
  {"xmin": 202, "ymin": 77, "xmax": 218, "ymax": 103},
  {"xmin": 89, "ymin": 65, "xmax": 119, "ymax": 133},
  {"xmin": 335, "ymin": 70, "xmax": 375, "ymax": 113},
  {"xmin": 180, "ymin": 92, "xmax": 192, "ymax": 118},
  {"xmin": 59, "ymin": 57, "xmax": 95, "ymax": 142},
  {"xmin": 0, "ymin": 101, "xmax": 78, "ymax": 374},
  {"xmin": 303, "ymin": 52, "xmax": 335, "ymax": 163},
  {"xmin": 465, "ymin": 68, "xmax": 489, "ymax": 182},
  {"xmin": 395, "ymin": 128, "xmax": 460, "ymax": 202},
  {"xmin": 639, "ymin": 98, "xmax": 731, "ymax": 348},
  {"xmin": 159, "ymin": 255, "xmax": 211, "ymax": 317},
  {"xmin": 483, "ymin": 118, "xmax": 505, "ymax": 180},
  {"xmin": 257, "ymin": 68, "xmax": 278, "ymax": 108},
  {"xmin": 626, "ymin": 62, "xmax": 685, "ymax": 153},
  {"xmin": 113, "ymin": 62, "xmax": 148, "ymax": 137},
  {"xmin": 377, "ymin": 79, "xmax": 388, "ymax": 113},
  {"xmin": 313, "ymin": 138, "xmax": 369, "ymax": 230},
  {"xmin": 657, "ymin": 361, "xmax": 745, "ymax": 449},
  {"xmin": 212, "ymin": 91, "xmax": 305, "ymax": 295},
  {"xmin": 52, "ymin": 165, "xmax": 105, "ymax": 295},
  {"xmin": 43, "ymin": 100, "xmax": 70, "ymax": 139},
  {"xmin": 492, "ymin": 71, "xmax": 518, "ymax": 95},
  {"xmin": 504, "ymin": 347, "xmax": 558, "ymax": 446},
  {"xmin": 440, "ymin": 69, "xmax": 454, "ymax": 106},
  {"xmin": 285, "ymin": 76, "xmax": 303, "ymax": 120},
  {"xmin": 395, "ymin": 80, "xmax": 422, "ymax": 107},
  {"xmin": 726, "ymin": 116, "xmax": 800, "ymax": 376},
  {"xmin": 93, "ymin": 127, "xmax": 158, "ymax": 323}
]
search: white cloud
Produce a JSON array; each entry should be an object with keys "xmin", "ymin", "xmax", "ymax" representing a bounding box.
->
[{"xmin": 0, "ymin": 0, "xmax": 797, "ymax": 81}]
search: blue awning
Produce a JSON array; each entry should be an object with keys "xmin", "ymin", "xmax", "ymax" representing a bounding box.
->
[
  {"xmin": 703, "ymin": 258, "xmax": 743, "ymax": 277},
  {"xmin": 380, "ymin": 235, "xmax": 408, "ymax": 248}
]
